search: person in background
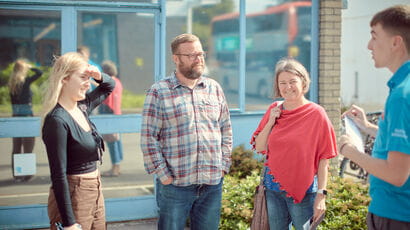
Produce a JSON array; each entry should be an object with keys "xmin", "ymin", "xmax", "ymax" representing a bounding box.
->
[
  {"xmin": 339, "ymin": 5, "xmax": 410, "ymax": 230},
  {"xmin": 42, "ymin": 52, "xmax": 115, "ymax": 230},
  {"xmin": 141, "ymin": 33, "xmax": 232, "ymax": 230},
  {"xmin": 251, "ymin": 57, "xmax": 338, "ymax": 230},
  {"xmin": 77, "ymin": 45, "xmax": 102, "ymax": 72},
  {"xmin": 100, "ymin": 60, "xmax": 124, "ymax": 177},
  {"xmin": 77, "ymin": 45, "xmax": 101, "ymax": 95},
  {"xmin": 8, "ymin": 59, "xmax": 43, "ymax": 182}
]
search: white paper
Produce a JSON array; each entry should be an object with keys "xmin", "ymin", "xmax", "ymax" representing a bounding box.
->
[
  {"xmin": 13, "ymin": 153, "xmax": 36, "ymax": 176},
  {"xmin": 303, "ymin": 213, "xmax": 325, "ymax": 230},
  {"xmin": 303, "ymin": 218, "xmax": 311, "ymax": 230},
  {"xmin": 344, "ymin": 117, "xmax": 365, "ymax": 152}
]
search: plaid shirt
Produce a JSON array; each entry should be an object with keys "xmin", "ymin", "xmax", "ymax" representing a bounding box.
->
[{"xmin": 140, "ymin": 73, "xmax": 232, "ymax": 186}]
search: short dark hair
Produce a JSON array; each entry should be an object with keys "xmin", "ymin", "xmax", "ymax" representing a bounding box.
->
[
  {"xmin": 102, "ymin": 60, "xmax": 118, "ymax": 77},
  {"xmin": 371, "ymin": 5, "xmax": 410, "ymax": 54},
  {"xmin": 171, "ymin": 34, "xmax": 200, "ymax": 54}
]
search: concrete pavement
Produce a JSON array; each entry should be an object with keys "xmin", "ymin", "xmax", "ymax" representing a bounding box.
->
[{"xmin": 108, "ymin": 219, "xmax": 158, "ymax": 230}]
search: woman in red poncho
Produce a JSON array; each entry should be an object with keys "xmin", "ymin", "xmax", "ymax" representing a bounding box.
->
[{"xmin": 251, "ymin": 58, "xmax": 338, "ymax": 230}]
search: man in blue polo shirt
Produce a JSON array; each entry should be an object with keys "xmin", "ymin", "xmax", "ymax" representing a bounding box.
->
[{"xmin": 339, "ymin": 5, "xmax": 410, "ymax": 230}]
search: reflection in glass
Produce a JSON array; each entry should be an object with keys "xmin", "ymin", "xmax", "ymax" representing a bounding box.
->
[
  {"xmin": 0, "ymin": 9, "xmax": 60, "ymax": 184},
  {"xmin": 0, "ymin": 9, "xmax": 156, "ymax": 206},
  {"xmin": 169, "ymin": 0, "xmax": 312, "ymax": 111},
  {"xmin": 0, "ymin": 9, "xmax": 61, "ymax": 117},
  {"xmin": 244, "ymin": 0, "xmax": 312, "ymax": 111},
  {"xmin": 78, "ymin": 11, "xmax": 155, "ymax": 199},
  {"xmin": 78, "ymin": 12, "xmax": 155, "ymax": 114},
  {"xmin": 0, "ymin": 9, "xmax": 61, "ymax": 206},
  {"xmin": 171, "ymin": 0, "xmax": 312, "ymax": 111},
  {"xmin": 166, "ymin": 0, "xmax": 239, "ymax": 107},
  {"xmin": 209, "ymin": 14, "xmax": 240, "ymax": 108}
]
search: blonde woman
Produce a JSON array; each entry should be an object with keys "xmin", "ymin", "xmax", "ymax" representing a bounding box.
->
[
  {"xmin": 251, "ymin": 58, "xmax": 338, "ymax": 230},
  {"xmin": 8, "ymin": 59, "xmax": 42, "ymax": 181},
  {"xmin": 42, "ymin": 52, "xmax": 115, "ymax": 230}
]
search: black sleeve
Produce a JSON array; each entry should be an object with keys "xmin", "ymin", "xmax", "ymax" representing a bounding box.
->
[
  {"xmin": 26, "ymin": 68, "xmax": 43, "ymax": 83},
  {"xmin": 84, "ymin": 72, "xmax": 115, "ymax": 114},
  {"xmin": 42, "ymin": 115, "xmax": 76, "ymax": 227}
]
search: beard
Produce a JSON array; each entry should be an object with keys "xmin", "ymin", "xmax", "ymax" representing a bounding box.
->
[{"xmin": 178, "ymin": 62, "xmax": 204, "ymax": 80}]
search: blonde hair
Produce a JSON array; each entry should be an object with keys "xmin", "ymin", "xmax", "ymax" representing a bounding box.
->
[
  {"xmin": 42, "ymin": 52, "xmax": 87, "ymax": 116},
  {"xmin": 273, "ymin": 57, "xmax": 311, "ymax": 98},
  {"xmin": 8, "ymin": 59, "xmax": 31, "ymax": 95},
  {"xmin": 77, "ymin": 45, "xmax": 90, "ymax": 59}
]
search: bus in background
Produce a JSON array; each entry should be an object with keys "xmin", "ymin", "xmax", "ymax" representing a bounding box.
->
[{"xmin": 208, "ymin": 1, "xmax": 312, "ymax": 99}]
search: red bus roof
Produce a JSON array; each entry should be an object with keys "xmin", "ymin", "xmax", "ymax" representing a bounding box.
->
[{"xmin": 211, "ymin": 1, "xmax": 311, "ymax": 23}]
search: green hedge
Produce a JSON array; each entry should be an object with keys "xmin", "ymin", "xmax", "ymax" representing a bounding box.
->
[
  {"xmin": 221, "ymin": 171, "xmax": 258, "ymax": 230},
  {"xmin": 221, "ymin": 146, "xmax": 370, "ymax": 230}
]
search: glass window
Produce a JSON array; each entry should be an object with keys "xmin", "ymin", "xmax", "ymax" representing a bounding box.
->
[
  {"xmin": 77, "ymin": 11, "xmax": 155, "ymax": 199},
  {"xmin": 0, "ymin": 9, "xmax": 61, "ymax": 117},
  {"xmin": 166, "ymin": 0, "xmax": 240, "ymax": 108},
  {"xmin": 167, "ymin": 0, "xmax": 312, "ymax": 111},
  {"xmin": 0, "ymin": 8, "xmax": 157, "ymax": 206},
  {"xmin": 0, "ymin": 9, "xmax": 61, "ymax": 206},
  {"xmin": 78, "ymin": 11, "xmax": 155, "ymax": 115},
  {"xmin": 245, "ymin": 0, "xmax": 312, "ymax": 111}
]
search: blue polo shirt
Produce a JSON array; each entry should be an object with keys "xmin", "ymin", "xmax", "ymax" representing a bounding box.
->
[{"xmin": 369, "ymin": 60, "xmax": 410, "ymax": 222}]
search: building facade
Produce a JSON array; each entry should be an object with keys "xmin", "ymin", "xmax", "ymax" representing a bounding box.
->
[{"xmin": 0, "ymin": 0, "xmax": 343, "ymax": 228}]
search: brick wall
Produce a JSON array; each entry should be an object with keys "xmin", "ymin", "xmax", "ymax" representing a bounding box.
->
[
  {"xmin": 319, "ymin": 0, "xmax": 342, "ymax": 171},
  {"xmin": 319, "ymin": 0, "xmax": 342, "ymax": 136}
]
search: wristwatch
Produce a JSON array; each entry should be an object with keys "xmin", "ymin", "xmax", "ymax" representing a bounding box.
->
[{"xmin": 317, "ymin": 189, "xmax": 328, "ymax": 195}]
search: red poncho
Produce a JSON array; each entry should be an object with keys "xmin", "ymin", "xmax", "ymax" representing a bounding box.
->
[{"xmin": 251, "ymin": 102, "xmax": 338, "ymax": 203}]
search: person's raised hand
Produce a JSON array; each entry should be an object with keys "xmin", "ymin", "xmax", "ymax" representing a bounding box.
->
[
  {"xmin": 267, "ymin": 106, "xmax": 281, "ymax": 126},
  {"xmin": 342, "ymin": 105, "xmax": 369, "ymax": 130},
  {"xmin": 85, "ymin": 65, "xmax": 101, "ymax": 81}
]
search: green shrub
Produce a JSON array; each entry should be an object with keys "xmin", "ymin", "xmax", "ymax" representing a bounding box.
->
[
  {"xmin": 121, "ymin": 89, "xmax": 145, "ymax": 109},
  {"xmin": 0, "ymin": 62, "xmax": 13, "ymax": 87},
  {"xmin": 0, "ymin": 77, "xmax": 145, "ymax": 116},
  {"xmin": 229, "ymin": 145, "xmax": 263, "ymax": 178},
  {"xmin": 221, "ymin": 147, "xmax": 370, "ymax": 230},
  {"xmin": 0, "ymin": 86, "xmax": 10, "ymax": 105},
  {"xmin": 221, "ymin": 145, "xmax": 262, "ymax": 229},
  {"xmin": 319, "ymin": 176, "xmax": 370, "ymax": 230},
  {"xmin": 0, "ymin": 64, "xmax": 49, "ymax": 116},
  {"xmin": 221, "ymin": 171, "xmax": 259, "ymax": 230}
]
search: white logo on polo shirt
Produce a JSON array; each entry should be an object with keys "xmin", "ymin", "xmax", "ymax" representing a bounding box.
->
[{"xmin": 391, "ymin": 128, "xmax": 408, "ymax": 139}]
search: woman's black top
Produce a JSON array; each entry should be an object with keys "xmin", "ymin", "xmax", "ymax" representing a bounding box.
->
[
  {"xmin": 10, "ymin": 68, "xmax": 43, "ymax": 116},
  {"xmin": 42, "ymin": 73, "xmax": 114, "ymax": 226}
]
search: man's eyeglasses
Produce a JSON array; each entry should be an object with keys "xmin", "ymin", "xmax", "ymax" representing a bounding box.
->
[{"xmin": 175, "ymin": 52, "xmax": 206, "ymax": 60}]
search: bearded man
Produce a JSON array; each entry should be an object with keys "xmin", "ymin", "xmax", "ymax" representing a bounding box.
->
[{"xmin": 141, "ymin": 33, "xmax": 232, "ymax": 230}]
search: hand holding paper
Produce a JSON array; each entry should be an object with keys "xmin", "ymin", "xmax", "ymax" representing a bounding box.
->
[{"xmin": 343, "ymin": 116, "xmax": 365, "ymax": 152}]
